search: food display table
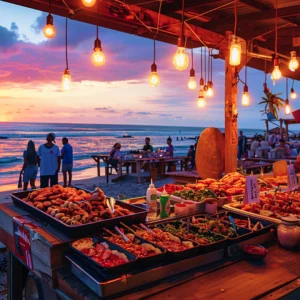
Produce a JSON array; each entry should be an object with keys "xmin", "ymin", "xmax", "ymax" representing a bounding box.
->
[
  {"xmin": 1, "ymin": 202, "xmax": 300, "ymax": 300},
  {"xmin": 245, "ymin": 157, "xmax": 296, "ymax": 164},
  {"xmin": 165, "ymin": 170, "xmax": 201, "ymax": 184}
]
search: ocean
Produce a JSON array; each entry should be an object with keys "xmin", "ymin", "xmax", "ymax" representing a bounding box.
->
[{"xmin": 0, "ymin": 122, "xmax": 265, "ymax": 187}]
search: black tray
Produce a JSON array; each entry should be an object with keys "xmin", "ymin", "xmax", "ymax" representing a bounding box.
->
[
  {"xmin": 211, "ymin": 212, "xmax": 274, "ymax": 236},
  {"xmin": 70, "ymin": 237, "xmax": 137, "ymax": 277},
  {"xmin": 190, "ymin": 215, "xmax": 254, "ymax": 245},
  {"xmin": 133, "ymin": 225, "xmax": 200, "ymax": 261},
  {"xmin": 103, "ymin": 230, "xmax": 167, "ymax": 268},
  {"xmin": 155, "ymin": 221, "xmax": 226, "ymax": 254},
  {"xmin": 11, "ymin": 190, "xmax": 147, "ymax": 238}
]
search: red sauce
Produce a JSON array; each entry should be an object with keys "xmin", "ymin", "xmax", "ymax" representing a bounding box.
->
[{"xmin": 244, "ymin": 245, "xmax": 267, "ymax": 255}]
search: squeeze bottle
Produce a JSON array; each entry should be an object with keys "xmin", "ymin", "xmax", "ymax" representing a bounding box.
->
[
  {"xmin": 146, "ymin": 179, "xmax": 157, "ymax": 213},
  {"xmin": 160, "ymin": 186, "xmax": 170, "ymax": 218}
]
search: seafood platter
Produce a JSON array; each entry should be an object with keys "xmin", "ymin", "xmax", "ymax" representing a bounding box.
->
[{"xmin": 10, "ymin": 185, "xmax": 277, "ymax": 297}]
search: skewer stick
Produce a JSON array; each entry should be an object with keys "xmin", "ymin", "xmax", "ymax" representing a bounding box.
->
[
  {"xmin": 120, "ymin": 221, "xmax": 136, "ymax": 234},
  {"xmin": 103, "ymin": 227, "xmax": 117, "ymax": 236}
]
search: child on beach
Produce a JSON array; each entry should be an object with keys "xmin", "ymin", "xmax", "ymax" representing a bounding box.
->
[{"xmin": 21, "ymin": 140, "xmax": 38, "ymax": 191}]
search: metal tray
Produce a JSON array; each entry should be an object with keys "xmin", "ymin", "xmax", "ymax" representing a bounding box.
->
[
  {"xmin": 190, "ymin": 214, "xmax": 254, "ymax": 245},
  {"xmin": 66, "ymin": 247, "xmax": 224, "ymax": 298},
  {"xmin": 103, "ymin": 231, "xmax": 167, "ymax": 268},
  {"xmin": 223, "ymin": 204, "xmax": 282, "ymax": 224},
  {"xmin": 11, "ymin": 190, "xmax": 147, "ymax": 238},
  {"xmin": 133, "ymin": 224, "xmax": 200, "ymax": 261},
  {"xmin": 211, "ymin": 212, "xmax": 274, "ymax": 236},
  {"xmin": 155, "ymin": 221, "xmax": 226, "ymax": 254},
  {"xmin": 70, "ymin": 237, "xmax": 137, "ymax": 277}
]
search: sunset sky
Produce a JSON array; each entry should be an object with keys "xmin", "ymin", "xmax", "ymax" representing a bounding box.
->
[{"xmin": 1, "ymin": 2, "xmax": 300, "ymax": 129}]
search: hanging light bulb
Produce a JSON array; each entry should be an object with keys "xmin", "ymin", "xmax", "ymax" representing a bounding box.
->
[
  {"xmin": 91, "ymin": 38, "xmax": 105, "ymax": 66},
  {"xmin": 62, "ymin": 17, "xmax": 71, "ymax": 91},
  {"xmin": 290, "ymin": 87, "xmax": 297, "ymax": 99},
  {"xmin": 43, "ymin": 14, "xmax": 56, "ymax": 38},
  {"xmin": 173, "ymin": 0, "xmax": 189, "ymax": 71},
  {"xmin": 271, "ymin": 57, "xmax": 281, "ymax": 81},
  {"xmin": 148, "ymin": 63, "xmax": 160, "ymax": 87},
  {"xmin": 289, "ymin": 51, "xmax": 299, "ymax": 72},
  {"xmin": 82, "ymin": 0, "xmax": 96, "ymax": 7},
  {"xmin": 197, "ymin": 89, "xmax": 206, "ymax": 108},
  {"xmin": 173, "ymin": 43, "xmax": 189, "ymax": 71},
  {"xmin": 188, "ymin": 68, "xmax": 197, "ymax": 90},
  {"xmin": 62, "ymin": 69, "xmax": 71, "ymax": 91},
  {"xmin": 285, "ymin": 99, "xmax": 291, "ymax": 115},
  {"xmin": 206, "ymin": 81, "xmax": 214, "ymax": 97},
  {"xmin": 229, "ymin": 35, "xmax": 241, "ymax": 66},
  {"xmin": 242, "ymin": 85, "xmax": 250, "ymax": 106}
]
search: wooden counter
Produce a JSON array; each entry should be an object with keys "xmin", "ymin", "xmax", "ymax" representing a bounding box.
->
[{"xmin": 1, "ymin": 202, "xmax": 299, "ymax": 300}]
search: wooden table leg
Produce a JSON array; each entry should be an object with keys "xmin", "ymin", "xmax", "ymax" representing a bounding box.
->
[
  {"xmin": 7, "ymin": 251, "xmax": 28, "ymax": 300},
  {"xmin": 126, "ymin": 163, "xmax": 129, "ymax": 174},
  {"xmin": 96, "ymin": 158, "xmax": 100, "ymax": 177},
  {"xmin": 137, "ymin": 161, "xmax": 141, "ymax": 184},
  {"xmin": 119, "ymin": 161, "xmax": 123, "ymax": 176}
]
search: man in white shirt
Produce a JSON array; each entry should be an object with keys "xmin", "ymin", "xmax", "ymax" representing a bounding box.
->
[
  {"xmin": 268, "ymin": 132, "xmax": 278, "ymax": 148},
  {"xmin": 37, "ymin": 133, "xmax": 61, "ymax": 188}
]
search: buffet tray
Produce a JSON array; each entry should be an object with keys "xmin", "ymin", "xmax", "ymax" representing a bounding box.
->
[
  {"xmin": 70, "ymin": 237, "xmax": 138, "ymax": 277},
  {"xmin": 11, "ymin": 190, "xmax": 147, "ymax": 238},
  {"xmin": 223, "ymin": 204, "xmax": 281, "ymax": 225},
  {"xmin": 66, "ymin": 247, "xmax": 224, "ymax": 298}
]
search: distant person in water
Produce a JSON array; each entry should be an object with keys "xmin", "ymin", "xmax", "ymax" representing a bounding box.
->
[
  {"xmin": 21, "ymin": 140, "xmax": 38, "ymax": 191},
  {"xmin": 166, "ymin": 137, "xmax": 174, "ymax": 156},
  {"xmin": 37, "ymin": 133, "xmax": 61, "ymax": 188},
  {"xmin": 187, "ymin": 145, "xmax": 196, "ymax": 169},
  {"xmin": 143, "ymin": 137, "xmax": 153, "ymax": 152},
  {"xmin": 61, "ymin": 137, "xmax": 73, "ymax": 187},
  {"xmin": 109, "ymin": 143, "xmax": 121, "ymax": 173}
]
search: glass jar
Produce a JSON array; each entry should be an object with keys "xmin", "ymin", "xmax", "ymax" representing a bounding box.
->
[{"xmin": 277, "ymin": 216, "xmax": 300, "ymax": 249}]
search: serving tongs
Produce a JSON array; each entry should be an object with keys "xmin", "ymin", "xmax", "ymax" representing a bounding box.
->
[
  {"xmin": 103, "ymin": 226, "xmax": 130, "ymax": 243},
  {"xmin": 228, "ymin": 215, "xmax": 239, "ymax": 236}
]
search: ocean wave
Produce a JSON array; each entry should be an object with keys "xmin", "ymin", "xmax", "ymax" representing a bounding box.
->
[{"xmin": 0, "ymin": 157, "xmax": 23, "ymax": 164}]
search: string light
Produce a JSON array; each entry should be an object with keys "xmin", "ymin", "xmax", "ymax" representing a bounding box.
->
[
  {"xmin": 173, "ymin": 0, "xmax": 189, "ymax": 70},
  {"xmin": 62, "ymin": 17, "xmax": 71, "ymax": 91},
  {"xmin": 43, "ymin": 1, "xmax": 56, "ymax": 39},
  {"xmin": 242, "ymin": 48, "xmax": 249, "ymax": 106},
  {"xmin": 82, "ymin": 0, "xmax": 96, "ymax": 7},
  {"xmin": 285, "ymin": 78, "xmax": 291, "ymax": 115},
  {"xmin": 285, "ymin": 99, "xmax": 291, "ymax": 115},
  {"xmin": 272, "ymin": 0, "xmax": 281, "ymax": 81},
  {"xmin": 206, "ymin": 50, "xmax": 214, "ymax": 97},
  {"xmin": 242, "ymin": 85, "xmax": 250, "ymax": 106},
  {"xmin": 229, "ymin": 1, "xmax": 241, "ymax": 66},
  {"xmin": 188, "ymin": 48, "xmax": 196, "ymax": 90},
  {"xmin": 289, "ymin": 51, "xmax": 299, "ymax": 72},
  {"xmin": 91, "ymin": 3, "xmax": 105, "ymax": 67},
  {"xmin": 148, "ymin": 39, "xmax": 160, "ymax": 86},
  {"xmin": 197, "ymin": 47, "xmax": 205, "ymax": 108}
]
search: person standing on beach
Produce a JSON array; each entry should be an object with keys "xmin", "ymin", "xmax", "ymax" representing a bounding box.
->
[
  {"xmin": 143, "ymin": 137, "xmax": 153, "ymax": 152},
  {"xmin": 166, "ymin": 137, "xmax": 174, "ymax": 156},
  {"xmin": 187, "ymin": 145, "xmax": 196, "ymax": 169},
  {"xmin": 37, "ymin": 133, "xmax": 61, "ymax": 188},
  {"xmin": 61, "ymin": 137, "xmax": 73, "ymax": 187},
  {"xmin": 238, "ymin": 131, "xmax": 247, "ymax": 160},
  {"xmin": 21, "ymin": 140, "xmax": 38, "ymax": 191}
]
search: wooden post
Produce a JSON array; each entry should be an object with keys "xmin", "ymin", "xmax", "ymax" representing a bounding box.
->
[
  {"xmin": 224, "ymin": 34, "xmax": 238, "ymax": 173},
  {"xmin": 265, "ymin": 120, "xmax": 269, "ymax": 136},
  {"xmin": 280, "ymin": 119, "xmax": 283, "ymax": 138}
]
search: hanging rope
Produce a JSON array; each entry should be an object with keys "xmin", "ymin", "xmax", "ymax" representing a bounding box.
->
[
  {"xmin": 286, "ymin": 78, "xmax": 288, "ymax": 99},
  {"xmin": 275, "ymin": 0, "xmax": 278, "ymax": 55},
  {"xmin": 210, "ymin": 50, "xmax": 213, "ymax": 81},
  {"xmin": 191, "ymin": 47, "xmax": 194, "ymax": 68},
  {"xmin": 200, "ymin": 47, "xmax": 203, "ymax": 78},
  {"xmin": 245, "ymin": 48, "xmax": 248, "ymax": 86},
  {"xmin": 65, "ymin": 17, "xmax": 68, "ymax": 69},
  {"xmin": 181, "ymin": 0, "xmax": 185, "ymax": 36},
  {"xmin": 234, "ymin": 0, "xmax": 237, "ymax": 36},
  {"xmin": 153, "ymin": 39, "xmax": 156, "ymax": 63}
]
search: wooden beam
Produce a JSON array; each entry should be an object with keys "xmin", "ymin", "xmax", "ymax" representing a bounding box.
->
[
  {"xmin": 240, "ymin": 0, "xmax": 300, "ymax": 27},
  {"xmin": 161, "ymin": 0, "xmax": 211, "ymax": 14},
  {"xmin": 208, "ymin": 4, "xmax": 300, "ymax": 30}
]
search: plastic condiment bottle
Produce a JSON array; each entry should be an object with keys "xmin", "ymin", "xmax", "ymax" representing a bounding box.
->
[
  {"xmin": 160, "ymin": 186, "xmax": 170, "ymax": 218},
  {"xmin": 146, "ymin": 179, "xmax": 157, "ymax": 213}
]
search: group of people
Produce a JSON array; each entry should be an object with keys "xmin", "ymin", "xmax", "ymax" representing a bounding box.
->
[
  {"xmin": 238, "ymin": 130, "xmax": 295, "ymax": 160},
  {"xmin": 108, "ymin": 137, "xmax": 175, "ymax": 172},
  {"xmin": 21, "ymin": 133, "xmax": 73, "ymax": 190}
]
